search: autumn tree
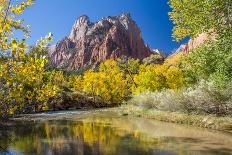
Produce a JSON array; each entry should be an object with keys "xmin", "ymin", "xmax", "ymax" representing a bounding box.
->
[
  {"xmin": 134, "ymin": 57, "xmax": 185, "ymax": 93},
  {"xmin": 117, "ymin": 57, "xmax": 140, "ymax": 89},
  {"xmin": 81, "ymin": 59, "xmax": 129, "ymax": 105},
  {"xmin": 99, "ymin": 59, "xmax": 129, "ymax": 103},
  {"xmin": 0, "ymin": 0, "xmax": 61, "ymax": 118},
  {"xmin": 134, "ymin": 64, "xmax": 168, "ymax": 93}
]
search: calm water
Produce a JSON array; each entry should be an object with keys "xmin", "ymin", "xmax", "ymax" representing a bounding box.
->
[{"xmin": 0, "ymin": 110, "xmax": 232, "ymax": 155}]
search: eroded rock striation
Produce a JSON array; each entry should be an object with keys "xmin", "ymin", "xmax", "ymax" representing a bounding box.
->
[{"xmin": 48, "ymin": 13, "xmax": 155, "ymax": 70}]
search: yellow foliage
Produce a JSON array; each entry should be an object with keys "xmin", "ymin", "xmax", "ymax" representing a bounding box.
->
[
  {"xmin": 81, "ymin": 59, "xmax": 129, "ymax": 104},
  {"xmin": 134, "ymin": 61, "xmax": 185, "ymax": 93},
  {"xmin": 164, "ymin": 52, "xmax": 184, "ymax": 67},
  {"xmin": 67, "ymin": 57, "xmax": 185, "ymax": 105},
  {"xmin": 68, "ymin": 75, "xmax": 83, "ymax": 91},
  {"xmin": 0, "ymin": 1, "xmax": 59, "ymax": 118},
  {"xmin": 165, "ymin": 66, "xmax": 185, "ymax": 90},
  {"xmin": 134, "ymin": 64, "xmax": 168, "ymax": 93}
]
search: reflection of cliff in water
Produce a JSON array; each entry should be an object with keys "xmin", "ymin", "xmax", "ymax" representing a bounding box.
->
[{"xmin": 1, "ymin": 112, "xmax": 232, "ymax": 155}]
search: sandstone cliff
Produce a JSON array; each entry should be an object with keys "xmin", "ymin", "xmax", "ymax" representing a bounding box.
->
[
  {"xmin": 48, "ymin": 13, "xmax": 155, "ymax": 70},
  {"xmin": 176, "ymin": 31, "xmax": 217, "ymax": 54}
]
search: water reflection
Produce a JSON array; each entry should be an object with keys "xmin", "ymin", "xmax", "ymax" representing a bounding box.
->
[{"xmin": 0, "ymin": 112, "xmax": 232, "ymax": 155}]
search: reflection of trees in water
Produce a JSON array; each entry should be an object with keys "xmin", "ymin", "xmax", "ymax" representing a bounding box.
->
[
  {"xmin": 0, "ymin": 123, "xmax": 18, "ymax": 155},
  {"xmin": 1, "ymin": 117, "xmax": 232, "ymax": 155},
  {"xmin": 0, "ymin": 118, "xmax": 158, "ymax": 155}
]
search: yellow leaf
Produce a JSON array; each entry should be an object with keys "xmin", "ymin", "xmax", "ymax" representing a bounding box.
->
[
  {"xmin": 12, "ymin": 48, "xmax": 17, "ymax": 56},
  {"xmin": 3, "ymin": 24, "xmax": 10, "ymax": 32},
  {"xmin": 11, "ymin": 39, "xmax": 17, "ymax": 48}
]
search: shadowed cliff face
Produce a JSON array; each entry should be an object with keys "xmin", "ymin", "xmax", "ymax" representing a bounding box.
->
[{"xmin": 48, "ymin": 13, "xmax": 154, "ymax": 70}]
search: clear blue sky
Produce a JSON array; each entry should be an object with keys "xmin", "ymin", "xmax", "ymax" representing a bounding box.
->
[{"xmin": 17, "ymin": 0, "xmax": 188, "ymax": 53}]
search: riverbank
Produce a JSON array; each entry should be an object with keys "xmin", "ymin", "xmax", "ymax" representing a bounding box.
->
[
  {"xmin": 2, "ymin": 106, "xmax": 232, "ymax": 133},
  {"xmin": 110, "ymin": 105, "xmax": 232, "ymax": 133}
]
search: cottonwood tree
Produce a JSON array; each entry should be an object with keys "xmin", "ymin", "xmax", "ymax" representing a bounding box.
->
[
  {"xmin": 0, "ymin": 0, "xmax": 61, "ymax": 118},
  {"xmin": 168, "ymin": 0, "xmax": 232, "ymax": 41}
]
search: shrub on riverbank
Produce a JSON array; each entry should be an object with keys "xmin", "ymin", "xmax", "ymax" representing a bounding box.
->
[{"xmin": 128, "ymin": 80, "xmax": 232, "ymax": 116}]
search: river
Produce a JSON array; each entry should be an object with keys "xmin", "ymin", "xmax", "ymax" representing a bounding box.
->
[{"xmin": 0, "ymin": 110, "xmax": 232, "ymax": 155}]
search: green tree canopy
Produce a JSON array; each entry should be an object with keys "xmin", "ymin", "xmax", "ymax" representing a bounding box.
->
[{"xmin": 168, "ymin": 0, "xmax": 232, "ymax": 41}]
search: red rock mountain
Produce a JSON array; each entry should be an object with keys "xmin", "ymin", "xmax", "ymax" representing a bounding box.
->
[
  {"xmin": 48, "ymin": 13, "xmax": 156, "ymax": 70},
  {"xmin": 173, "ymin": 32, "xmax": 217, "ymax": 55}
]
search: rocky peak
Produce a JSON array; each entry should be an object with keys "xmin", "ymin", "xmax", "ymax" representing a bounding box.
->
[
  {"xmin": 75, "ymin": 15, "xmax": 90, "ymax": 26},
  {"xmin": 48, "ymin": 13, "xmax": 159, "ymax": 71},
  {"xmin": 118, "ymin": 13, "xmax": 132, "ymax": 29},
  {"xmin": 69, "ymin": 15, "xmax": 92, "ymax": 42}
]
